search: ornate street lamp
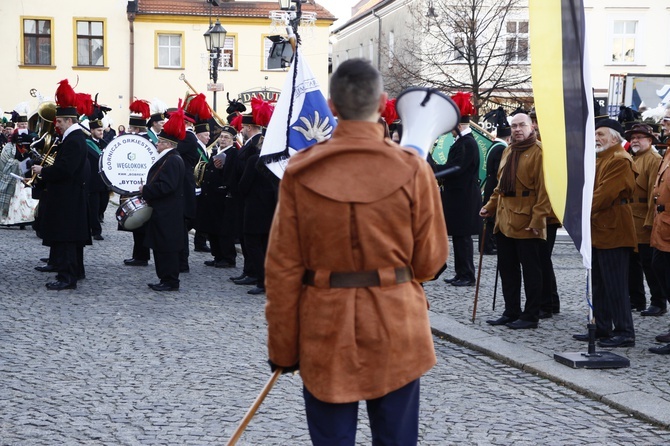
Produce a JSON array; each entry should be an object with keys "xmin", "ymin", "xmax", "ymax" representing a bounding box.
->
[{"xmin": 203, "ymin": 19, "xmax": 227, "ymax": 111}]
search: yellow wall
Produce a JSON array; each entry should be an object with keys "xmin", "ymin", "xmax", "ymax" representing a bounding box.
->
[{"xmin": 0, "ymin": 0, "xmax": 332, "ymax": 130}]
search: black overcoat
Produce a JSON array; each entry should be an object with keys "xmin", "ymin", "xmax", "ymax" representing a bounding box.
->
[
  {"xmin": 86, "ymin": 138, "xmax": 109, "ymax": 193},
  {"xmin": 195, "ymin": 153, "xmax": 227, "ymax": 235},
  {"xmin": 239, "ymin": 152, "xmax": 277, "ymax": 234},
  {"xmin": 40, "ymin": 127, "xmax": 91, "ymax": 243},
  {"xmin": 142, "ymin": 150, "xmax": 185, "ymax": 252},
  {"xmin": 434, "ymin": 132, "xmax": 481, "ymax": 236},
  {"xmin": 483, "ymin": 141, "xmax": 506, "ymax": 204},
  {"xmin": 176, "ymin": 130, "xmax": 199, "ymax": 221}
]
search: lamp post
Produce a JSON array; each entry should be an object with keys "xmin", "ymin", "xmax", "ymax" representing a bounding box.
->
[
  {"xmin": 203, "ymin": 19, "xmax": 227, "ymax": 112},
  {"xmin": 278, "ymin": 0, "xmax": 303, "ymax": 36}
]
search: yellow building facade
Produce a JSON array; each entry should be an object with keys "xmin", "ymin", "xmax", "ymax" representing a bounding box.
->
[{"xmin": 0, "ymin": 0, "xmax": 334, "ymax": 129}]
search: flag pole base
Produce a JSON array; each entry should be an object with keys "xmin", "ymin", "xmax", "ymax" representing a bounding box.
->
[{"xmin": 553, "ymin": 351, "xmax": 630, "ymax": 369}]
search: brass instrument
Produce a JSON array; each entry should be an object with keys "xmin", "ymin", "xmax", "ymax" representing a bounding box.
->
[
  {"xmin": 179, "ymin": 74, "xmax": 227, "ymax": 128},
  {"xmin": 25, "ymin": 138, "xmax": 59, "ymax": 187},
  {"xmin": 28, "ymin": 100, "xmax": 57, "ymax": 156},
  {"xmin": 194, "ymin": 140, "xmax": 220, "ymax": 187}
]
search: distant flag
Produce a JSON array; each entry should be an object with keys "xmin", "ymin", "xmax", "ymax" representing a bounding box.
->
[
  {"xmin": 259, "ymin": 48, "xmax": 336, "ymax": 180},
  {"xmin": 529, "ymin": 0, "xmax": 595, "ymax": 268}
]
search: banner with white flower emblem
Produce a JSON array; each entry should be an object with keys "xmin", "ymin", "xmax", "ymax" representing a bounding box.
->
[{"xmin": 259, "ymin": 48, "xmax": 336, "ymax": 180}]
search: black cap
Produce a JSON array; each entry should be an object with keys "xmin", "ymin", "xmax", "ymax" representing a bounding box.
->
[
  {"xmin": 220, "ymin": 125, "xmax": 237, "ymax": 136},
  {"xmin": 595, "ymin": 118, "xmax": 624, "ymax": 136}
]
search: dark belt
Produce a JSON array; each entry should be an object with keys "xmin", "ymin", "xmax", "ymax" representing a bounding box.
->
[
  {"xmin": 503, "ymin": 190, "xmax": 534, "ymax": 197},
  {"xmin": 628, "ymin": 197, "xmax": 648, "ymax": 203},
  {"xmin": 303, "ymin": 266, "xmax": 413, "ymax": 288}
]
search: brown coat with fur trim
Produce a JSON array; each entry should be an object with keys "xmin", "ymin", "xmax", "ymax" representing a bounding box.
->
[{"xmin": 265, "ymin": 120, "xmax": 448, "ymax": 403}]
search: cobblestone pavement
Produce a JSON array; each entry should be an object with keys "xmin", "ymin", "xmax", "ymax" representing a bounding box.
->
[{"xmin": 2, "ymin": 210, "xmax": 670, "ymax": 444}]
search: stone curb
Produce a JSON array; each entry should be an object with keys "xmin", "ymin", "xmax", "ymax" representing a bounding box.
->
[{"xmin": 430, "ymin": 311, "xmax": 670, "ymax": 429}]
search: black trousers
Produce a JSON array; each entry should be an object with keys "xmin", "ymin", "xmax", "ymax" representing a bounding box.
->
[
  {"xmin": 481, "ymin": 218, "xmax": 497, "ymax": 253},
  {"xmin": 209, "ymin": 233, "xmax": 237, "ymax": 265},
  {"xmin": 51, "ymin": 241, "xmax": 78, "ymax": 285},
  {"xmin": 132, "ymin": 228, "xmax": 150, "ymax": 261},
  {"xmin": 194, "ymin": 230, "xmax": 208, "ymax": 249},
  {"xmin": 592, "ymin": 247, "xmax": 635, "ymax": 338},
  {"xmin": 630, "ymin": 244, "xmax": 666, "ymax": 310},
  {"xmin": 87, "ymin": 192, "xmax": 102, "ymax": 236},
  {"xmin": 540, "ymin": 223, "xmax": 560, "ymax": 313},
  {"xmin": 240, "ymin": 237, "xmax": 255, "ymax": 278},
  {"xmin": 153, "ymin": 250, "xmax": 180, "ymax": 288},
  {"xmin": 496, "ymin": 233, "xmax": 543, "ymax": 322},
  {"xmin": 244, "ymin": 233, "xmax": 269, "ymax": 288},
  {"xmin": 452, "ymin": 235, "xmax": 475, "ymax": 282},
  {"xmin": 99, "ymin": 191, "xmax": 110, "ymax": 221},
  {"xmin": 179, "ymin": 226, "xmax": 190, "ymax": 270},
  {"xmin": 651, "ymin": 249, "xmax": 670, "ymax": 308}
]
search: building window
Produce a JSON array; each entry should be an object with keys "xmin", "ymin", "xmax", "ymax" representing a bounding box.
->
[
  {"xmin": 157, "ymin": 33, "xmax": 183, "ymax": 68},
  {"xmin": 218, "ymin": 35, "xmax": 236, "ymax": 70},
  {"xmin": 23, "ymin": 18, "xmax": 52, "ymax": 65},
  {"xmin": 450, "ymin": 20, "xmax": 472, "ymax": 61},
  {"xmin": 506, "ymin": 20, "xmax": 528, "ymax": 62},
  {"xmin": 76, "ymin": 20, "xmax": 104, "ymax": 66},
  {"xmin": 264, "ymin": 35, "xmax": 285, "ymax": 71},
  {"xmin": 611, "ymin": 20, "xmax": 637, "ymax": 63}
]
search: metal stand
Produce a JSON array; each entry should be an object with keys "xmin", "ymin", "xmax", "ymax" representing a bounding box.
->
[{"xmin": 554, "ymin": 324, "xmax": 630, "ymax": 369}]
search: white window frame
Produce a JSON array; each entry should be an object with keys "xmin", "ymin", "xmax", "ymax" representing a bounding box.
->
[
  {"xmin": 157, "ymin": 32, "xmax": 183, "ymax": 69},
  {"xmin": 505, "ymin": 19, "xmax": 529, "ymax": 63},
  {"xmin": 608, "ymin": 17, "xmax": 641, "ymax": 65}
]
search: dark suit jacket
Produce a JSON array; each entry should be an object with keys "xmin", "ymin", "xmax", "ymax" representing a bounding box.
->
[
  {"xmin": 40, "ymin": 127, "xmax": 91, "ymax": 243},
  {"xmin": 142, "ymin": 150, "xmax": 185, "ymax": 252},
  {"xmin": 239, "ymin": 152, "xmax": 277, "ymax": 234},
  {"xmin": 434, "ymin": 132, "xmax": 481, "ymax": 236},
  {"xmin": 176, "ymin": 129, "xmax": 199, "ymax": 221}
]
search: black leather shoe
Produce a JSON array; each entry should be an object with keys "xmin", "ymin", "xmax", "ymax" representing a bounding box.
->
[
  {"xmin": 35, "ymin": 265, "xmax": 57, "ymax": 272},
  {"xmin": 179, "ymin": 267, "xmax": 190, "ymax": 273},
  {"xmin": 572, "ymin": 332, "xmax": 609, "ymax": 342},
  {"xmin": 641, "ymin": 305, "xmax": 667, "ymax": 316},
  {"xmin": 451, "ymin": 278, "xmax": 475, "ymax": 287},
  {"xmin": 443, "ymin": 276, "xmax": 459, "ymax": 284},
  {"xmin": 655, "ymin": 331, "xmax": 670, "ymax": 343},
  {"xmin": 230, "ymin": 274, "xmax": 247, "ymax": 281},
  {"xmin": 598, "ymin": 336, "xmax": 635, "ymax": 348},
  {"xmin": 247, "ymin": 286, "xmax": 266, "ymax": 295},
  {"xmin": 194, "ymin": 245, "xmax": 211, "ymax": 253},
  {"xmin": 215, "ymin": 262, "xmax": 235, "ymax": 268},
  {"xmin": 538, "ymin": 310, "xmax": 553, "ymax": 319},
  {"xmin": 486, "ymin": 315, "xmax": 517, "ymax": 326},
  {"xmin": 124, "ymin": 259, "xmax": 148, "ymax": 266},
  {"xmin": 649, "ymin": 344, "xmax": 670, "ymax": 355},
  {"xmin": 233, "ymin": 276, "xmax": 257, "ymax": 285},
  {"xmin": 631, "ymin": 304, "xmax": 646, "ymax": 312},
  {"xmin": 204, "ymin": 260, "xmax": 217, "ymax": 267},
  {"xmin": 93, "ymin": 234, "xmax": 104, "ymax": 241},
  {"xmin": 40, "ymin": 257, "xmax": 49, "ymax": 263},
  {"xmin": 46, "ymin": 280, "xmax": 76, "ymax": 290},
  {"xmin": 506, "ymin": 319, "xmax": 538, "ymax": 329},
  {"xmin": 149, "ymin": 283, "xmax": 179, "ymax": 292}
]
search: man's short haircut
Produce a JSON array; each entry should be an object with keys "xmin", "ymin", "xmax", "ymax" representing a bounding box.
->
[{"xmin": 329, "ymin": 58, "xmax": 383, "ymax": 120}]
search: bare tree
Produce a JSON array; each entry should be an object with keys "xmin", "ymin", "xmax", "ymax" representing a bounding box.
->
[{"xmin": 383, "ymin": 0, "xmax": 532, "ymax": 115}]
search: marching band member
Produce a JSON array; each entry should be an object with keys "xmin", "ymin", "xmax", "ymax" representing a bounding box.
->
[
  {"xmin": 31, "ymin": 80, "xmax": 91, "ymax": 290},
  {"xmin": 140, "ymin": 102, "xmax": 186, "ymax": 292},
  {"xmin": 85, "ymin": 100, "xmax": 110, "ymax": 241}
]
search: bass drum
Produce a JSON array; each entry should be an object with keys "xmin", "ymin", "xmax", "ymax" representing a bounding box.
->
[
  {"xmin": 99, "ymin": 134, "xmax": 158, "ymax": 195},
  {"xmin": 116, "ymin": 196, "xmax": 153, "ymax": 230}
]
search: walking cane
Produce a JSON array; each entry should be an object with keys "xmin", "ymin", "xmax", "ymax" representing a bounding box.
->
[
  {"xmin": 492, "ymin": 261, "xmax": 499, "ymax": 311},
  {"xmin": 226, "ymin": 368, "xmax": 283, "ymax": 446},
  {"xmin": 472, "ymin": 220, "xmax": 487, "ymax": 323}
]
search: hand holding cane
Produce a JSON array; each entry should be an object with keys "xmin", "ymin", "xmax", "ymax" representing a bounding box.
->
[
  {"xmin": 226, "ymin": 368, "xmax": 283, "ymax": 446},
  {"xmin": 472, "ymin": 219, "xmax": 487, "ymax": 322}
]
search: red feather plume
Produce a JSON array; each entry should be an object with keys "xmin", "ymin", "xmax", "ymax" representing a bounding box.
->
[
  {"xmin": 382, "ymin": 98, "xmax": 398, "ymax": 124},
  {"xmin": 251, "ymin": 97, "xmax": 274, "ymax": 127},
  {"xmin": 162, "ymin": 99, "xmax": 186, "ymax": 141},
  {"xmin": 230, "ymin": 114, "xmax": 243, "ymax": 132},
  {"xmin": 129, "ymin": 99, "xmax": 151, "ymax": 118},
  {"xmin": 55, "ymin": 79, "xmax": 77, "ymax": 108},
  {"xmin": 451, "ymin": 92, "xmax": 476, "ymax": 117},
  {"xmin": 75, "ymin": 93, "xmax": 94, "ymax": 116},
  {"xmin": 185, "ymin": 93, "xmax": 212, "ymax": 121}
]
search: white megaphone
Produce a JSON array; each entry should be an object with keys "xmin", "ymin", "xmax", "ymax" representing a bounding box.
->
[{"xmin": 396, "ymin": 87, "xmax": 461, "ymax": 159}]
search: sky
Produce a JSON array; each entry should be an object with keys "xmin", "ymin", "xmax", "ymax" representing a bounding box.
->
[{"xmin": 316, "ymin": 0, "xmax": 357, "ymax": 27}]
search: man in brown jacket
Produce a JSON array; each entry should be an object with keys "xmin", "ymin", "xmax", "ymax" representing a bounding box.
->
[
  {"xmin": 265, "ymin": 59, "xmax": 448, "ymax": 444},
  {"xmin": 649, "ymin": 136, "xmax": 670, "ymax": 354},
  {"xmin": 481, "ymin": 113, "xmax": 551, "ymax": 329},
  {"xmin": 580, "ymin": 119, "xmax": 637, "ymax": 348},
  {"xmin": 625, "ymin": 124, "xmax": 666, "ymax": 316}
]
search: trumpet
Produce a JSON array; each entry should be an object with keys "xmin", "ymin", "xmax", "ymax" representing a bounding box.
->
[
  {"xmin": 179, "ymin": 73, "xmax": 228, "ymax": 128},
  {"xmin": 25, "ymin": 138, "xmax": 59, "ymax": 187}
]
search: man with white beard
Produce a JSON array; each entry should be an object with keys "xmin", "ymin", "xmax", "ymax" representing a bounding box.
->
[{"xmin": 573, "ymin": 119, "xmax": 637, "ymax": 348}]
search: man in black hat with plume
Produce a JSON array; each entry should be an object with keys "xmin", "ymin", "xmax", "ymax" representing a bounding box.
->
[{"xmin": 31, "ymin": 80, "xmax": 90, "ymax": 290}]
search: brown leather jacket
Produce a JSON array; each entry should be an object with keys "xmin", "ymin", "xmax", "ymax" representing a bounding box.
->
[
  {"xmin": 651, "ymin": 150, "xmax": 670, "ymax": 252},
  {"xmin": 631, "ymin": 149, "xmax": 661, "ymax": 244},
  {"xmin": 265, "ymin": 120, "xmax": 448, "ymax": 403},
  {"xmin": 592, "ymin": 143, "xmax": 637, "ymax": 249},
  {"xmin": 483, "ymin": 141, "xmax": 551, "ymax": 239}
]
